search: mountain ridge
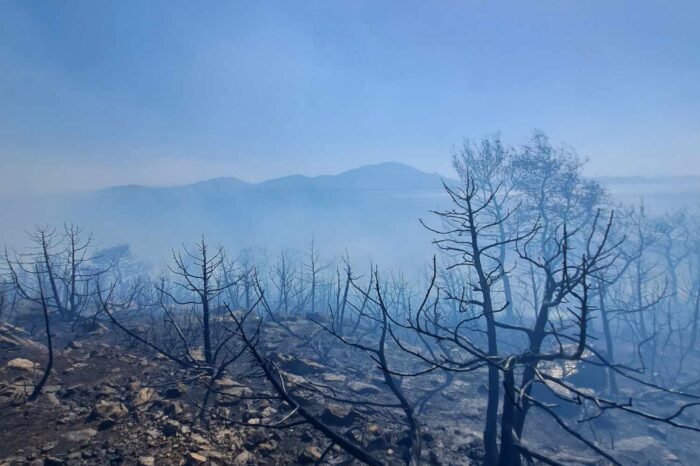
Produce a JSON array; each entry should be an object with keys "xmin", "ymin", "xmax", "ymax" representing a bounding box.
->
[
  {"xmin": 1, "ymin": 162, "xmax": 697, "ymax": 272},
  {"xmin": 97, "ymin": 162, "xmax": 449, "ymax": 194},
  {"xmin": 96, "ymin": 162, "xmax": 700, "ymax": 195}
]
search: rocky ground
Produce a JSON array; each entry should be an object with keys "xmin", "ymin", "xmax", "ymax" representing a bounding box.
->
[
  {"xmin": 0, "ymin": 318, "xmax": 698, "ymax": 465},
  {"xmin": 0, "ymin": 321, "xmax": 332, "ymax": 466}
]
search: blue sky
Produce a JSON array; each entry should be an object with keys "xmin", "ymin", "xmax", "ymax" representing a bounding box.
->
[{"xmin": 1, "ymin": 1, "xmax": 699, "ymax": 194}]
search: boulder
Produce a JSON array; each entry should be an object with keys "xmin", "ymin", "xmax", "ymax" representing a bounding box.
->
[
  {"xmin": 216, "ymin": 383, "xmax": 253, "ymax": 402},
  {"xmin": 90, "ymin": 400, "xmax": 128, "ymax": 420},
  {"xmin": 43, "ymin": 457, "xmax": 64, "ymax": 466},
  {"xmin": 214, "ymin": 377, "xmax": 238, "ymax": 388},
  {"xmin": 94, "ymin": 383, "xmax": 118, "ymax": 398},
  {"xmin": 162, "ymin": 419, "xmax": 181, "ymax": 437},
  {"xmin": 164, "ymin": 400, "xmax": 186, "ymax": 417},
  {"xmin": 320, "ymin": 403, "xmax": 360, "ymax": 427},
  {"xmin": 63, "ymin": 428, "xmax": 98, "ymax": 443},
  {"xmin": 233, "ymin": 450, "xmax": 252, "ymax": 465},
  {"xmin": 187, "ymin": 452, "xmax": 207, "ymax": 465},
  {"xmin": 0, "ymin": 377, "xmax": 33, "ymax": 403},
  {"xmin": 0, "ymin": 323, "xmax": 41, "ymax": 350},
  {"xmin": 6, "ymin": 358, "xmax": 38, "ymax": 371},
  {"xmin": 133, "ymin": 387, "xmax": 157, "ymax": 407},
  {"xmin": 272, "ymin": 353, "xmax": 324, "ymax": 375},
  {"xmin": 190, "ymin": 434, "xmax": 209, "ymax": 445},
  {"xmin": 298, "ymin": 446, "xmax": 323, "ymax": 464},
  {"xmin": 257, "ymin": 440, "xmax": 278, "ymax": 455},
  {"xmin": 137, "ymin": 457, "xmax": 155, "ymax": 466},
  {"xmin": 347, "ymin": 380, "xmax": 382, "ymax": 396},
  {"xmin": 322, "ymin": 373, "xmax": 346, "ymax": 383}
]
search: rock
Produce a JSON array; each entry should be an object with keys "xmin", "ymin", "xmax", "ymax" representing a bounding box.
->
[
  {"xmin": 162, "ymin": 419, "xmax": 181, "ymax": 437},
  {"xmin": 137, "ymin": 457, "xmax": 155, "ymax": 466},
  {"xmin": 94, "ymin": 383, "xmax": 118, "ymax": 398},
  {"xmin": 216, "ymin": 383, "xmax": 253, "ymax": 402},
  {"xmin": 6, "ymin": 358, "xmax": 38, "ymax": 371},
  {"xmin": 63, "ymin": 428, "xmax": 98, "ymax": 443},
  {"xmin": 233, "ymin": 450, "xmax": 252, "ymax": 465},
  {"xmin": 90, "ymin": 400, "xmax": 128, "ymax": 420},
  {"xmin": 281, "ymin": 372, "xmax": 307, "ymax": 386},
  {"xmin": 281, "ymin": 357, "xmax": 324, "ymax": 375},
  {"xmin": 367, "ymin": 424, "xmax": 381, "ymax": 434},
  {"xmin": 322, "ymin": 373, "xmax": 346, "ymax": 383},
  {"xmin": 133, "ymin": 387, "xmax": 157, "ymax": 407},
  {"xmin": 214, "ymin": 377, "xmax": 238, "ymax": 388},
  {"xmin": 191, "ymin": 434, "xmax": 209, "ymax": 445},
  {"xmin": 68, "ymin": 341, "xmax": 83, "ymax": 349},
  {"xmin": 320, "ymin": 403, "xmax": 359, "ymax": 426},
  {"xmin": 40, "ymin": 442, "xmax": 57, "ymax": 453},
  {"xmin": 347, "ymin": 380, "xmax": 382, "ymax": 396},
  {"xmin": 164, "ymin": 400, "xmax": 186, "ymax": 417},
  {"xmin": 257, "ymin": 440, "xmax": 278, "ymax": 455},
  {"xmin": 187, "ymin": 452, "xmax": 207, "ymax": 464},
  {"xmin": 46, "ymin": 393, "xmax": 63, "ymax": 408},
  {"xmin": 298, "ymin": 446, "xmax": 323, "ymax": 464},
  {"xmin": 0, "ymin": 323, "xmax": 41, "ymax": 349},
  {"xmin": 0, "ymin": 377, "xmax": 33, "ymax": 403}
]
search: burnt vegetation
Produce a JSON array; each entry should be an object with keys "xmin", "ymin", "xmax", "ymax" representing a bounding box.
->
[{"xmin": 2, "ymin": 132, "xmax": 700, "ymax": 465}]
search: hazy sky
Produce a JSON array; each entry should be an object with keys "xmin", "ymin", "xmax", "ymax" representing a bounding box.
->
[{"xmin": 1, "ymin": 1, "xmax": 699, "ymax": 195}]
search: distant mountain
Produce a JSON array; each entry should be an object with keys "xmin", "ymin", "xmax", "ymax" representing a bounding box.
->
[
  {"xmin": 0, "ymin": 163, "xmax": 451, "ymax": 270},
  {"xmin": 101, "ymin": 162, "xmax": 446, "ymax": 194},
  {"xmin": 0, "ymin": 164, "xmax": 696, "ymax": 271}
]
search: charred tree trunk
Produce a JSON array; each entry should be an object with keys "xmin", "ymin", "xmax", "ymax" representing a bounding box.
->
[{"xmin": 28, "ymin": 276, "xmax": 53, "ymax": 402}]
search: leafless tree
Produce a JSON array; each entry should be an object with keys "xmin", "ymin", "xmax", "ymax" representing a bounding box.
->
[
  {"xmin": 158, "ymin": 238, "xmax": 237, "ymax": 366},
  {"xmin": 4, "ymin": 224, "xmax": 103, "ymax": 323}
]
